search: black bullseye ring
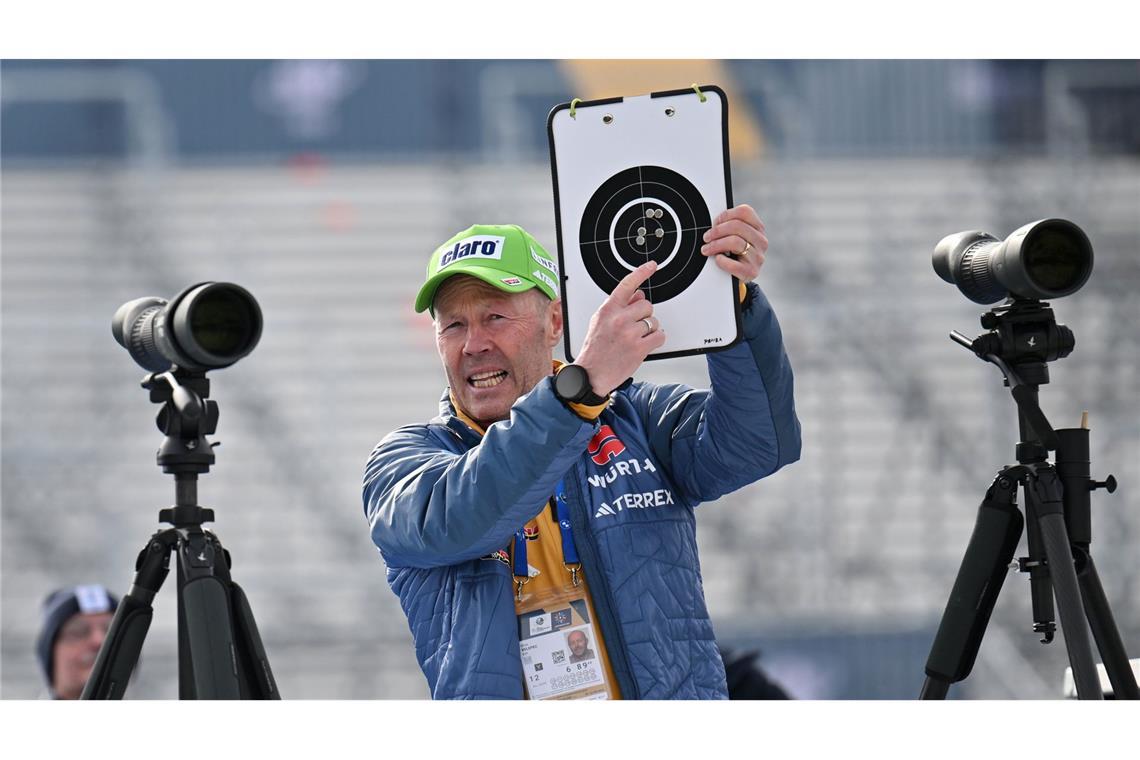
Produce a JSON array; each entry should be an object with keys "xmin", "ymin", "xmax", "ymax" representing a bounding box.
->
[{"xmin": 578, "ymin": 165, "xmax": 711, "ymax": 303}]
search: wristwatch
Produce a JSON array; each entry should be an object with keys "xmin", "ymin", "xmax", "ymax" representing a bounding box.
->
[{"xmin": 553, "ymin": 363, "xmax": 608, "ymax": 406}]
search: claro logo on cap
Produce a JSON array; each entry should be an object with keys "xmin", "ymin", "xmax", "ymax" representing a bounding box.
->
[{"xmin": 437, "ymin": 235, "xmax": 506, "ymax": 271}]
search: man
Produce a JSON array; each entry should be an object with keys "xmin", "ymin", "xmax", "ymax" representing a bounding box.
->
[
  {"xmin": 567, "ymin": 630, "xmax": 595, "ymax": 664},
  {"xmin": 34, "ymin": 584, "xmax": 117, "ymax": 699},
  {"xmin": 364, "ymin": 205, "xmax": 800, "ymax": 699}
]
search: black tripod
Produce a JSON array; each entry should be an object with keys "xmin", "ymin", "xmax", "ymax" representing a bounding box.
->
[
  {"xmin": 81, "ymin": 370, "xmax": 279, "ymax": 699},
  {"xmin": 920, "ymin": 298, "xmax": 1138, "ymax": 700}
]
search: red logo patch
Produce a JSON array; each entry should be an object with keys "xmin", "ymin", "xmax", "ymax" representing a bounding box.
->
[
  {"xmin": 588, "ymin": 424, "xmax": 626, "ymax": 466},
  {"xmin": 523, "ymin": 525, "xmax": 540, "ymax": 541}
]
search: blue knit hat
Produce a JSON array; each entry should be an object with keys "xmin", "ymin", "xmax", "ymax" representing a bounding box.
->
[{"xmin": 34, "ymin": 585, "xmax": 118, "ymax": 696}]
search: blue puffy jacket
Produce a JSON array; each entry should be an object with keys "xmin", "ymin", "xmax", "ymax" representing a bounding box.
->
[{"xmin": 363, "ymin": 283, "xmax": 800, "ymax": 699}]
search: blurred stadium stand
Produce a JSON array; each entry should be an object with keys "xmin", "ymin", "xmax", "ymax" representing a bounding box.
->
[{"xmin": 2, "ymin": 59, "xmax": 1138, "ymax": 699}]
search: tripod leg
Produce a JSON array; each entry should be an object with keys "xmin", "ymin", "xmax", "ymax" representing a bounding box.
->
[
  {"xmin": 209, "ymin": 539, "xmax": 280, "ymax": 698},
  {"xmin": 1029, "ymin": 471, "xmax": 1102, "ymax": 699},
  {"xmin": 177, "ymin": 529, "xmax": 241, "ymax": 699},
  {"xmin": 230, "ymin": 582, "xmax": 281, "ymax": 698},
  {"xmin": 1078, "ymin": 554, "xmax": 1140, "ymax": 699},
  {"xmin": 921, "ymin": 475, "xmax": 1024, "ymax": 698},
  {"xmin": 82, "ymin": 530, "xmax": 176, "ymax": 699}
]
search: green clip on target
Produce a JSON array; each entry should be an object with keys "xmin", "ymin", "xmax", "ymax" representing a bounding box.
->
[{"xmin": 547, "ymin": 85, "xmax": 741, "ymax": 361}]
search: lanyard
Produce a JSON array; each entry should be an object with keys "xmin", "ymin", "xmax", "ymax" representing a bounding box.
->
[{"xmin": 513, "ymin": 480, "xmax": 581, "ymax": 599}]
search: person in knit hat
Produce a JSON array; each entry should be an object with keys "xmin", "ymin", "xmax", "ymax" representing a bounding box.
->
[{"xmin": 34, "ymin": 585, "xmax": 118, "ymax": 699}]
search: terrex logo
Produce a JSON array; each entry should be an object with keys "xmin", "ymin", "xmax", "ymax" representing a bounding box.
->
[
  {"xmin": 594, "ymin": 488, "xmax": 675, "ymax": 519},
  {"xmin": 588, "ymin": 425, "xmax": 626, "ymax": 465},
  {"xmin": 437, "ymin": 235, "xmax": 505, "ymax": 270}
]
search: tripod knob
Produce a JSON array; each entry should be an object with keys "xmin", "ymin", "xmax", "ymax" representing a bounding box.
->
[{"xmin": 1091, "ymin": 475, "xmax": 1116, "ymax": 494}]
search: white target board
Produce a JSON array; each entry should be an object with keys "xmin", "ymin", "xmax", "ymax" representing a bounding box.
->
[{"xmin": 548, "ymin": 85, "xmax": 740, "ymax": 361}]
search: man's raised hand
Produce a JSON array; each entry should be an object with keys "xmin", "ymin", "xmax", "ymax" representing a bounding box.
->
[{"xmin": 573, "ymin": 260, "xmax": 666, "ymax": 396}]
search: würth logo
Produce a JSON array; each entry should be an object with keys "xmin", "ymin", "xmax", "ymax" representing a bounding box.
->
[{"xmin": 588, "ymin": 425, "xmax": 626, "ymax": 466}]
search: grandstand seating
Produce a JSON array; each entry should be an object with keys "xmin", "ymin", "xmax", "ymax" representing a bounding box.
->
[{"xmin": 3, "ymin": 157, "xmax": 1137, "ymax": 698}]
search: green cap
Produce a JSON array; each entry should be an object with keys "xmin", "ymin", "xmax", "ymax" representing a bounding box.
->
[{"xmin": 415, "ymin": 224, "xmax": 561, "ymax": 313}]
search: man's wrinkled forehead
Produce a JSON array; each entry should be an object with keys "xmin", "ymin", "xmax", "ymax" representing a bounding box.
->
[{"xmin": 433, "ymin": 275, "xmax": 543, "ymax": 319}]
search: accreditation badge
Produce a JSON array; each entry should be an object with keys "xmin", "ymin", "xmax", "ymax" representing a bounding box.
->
[{"xmin": 517, "ymin": 596, "xmax": 609, "ymax": 700}]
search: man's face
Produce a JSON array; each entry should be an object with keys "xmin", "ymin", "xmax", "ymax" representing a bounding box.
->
[
  {"xmin": 52, "ymin": 611, "xmax": 113, "ymax": 699},
  {"xmin": 568, "ymin": 631, "xmax": 588, "ymax": 657},
  {"xmin": 434, "ymin": 277, "xmax": 562, "ymax": 429}
]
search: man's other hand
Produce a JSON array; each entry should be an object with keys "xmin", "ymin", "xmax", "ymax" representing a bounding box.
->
[{"xmin": 699, "ymin": 204, "xmax": 768, "ymax": 283}]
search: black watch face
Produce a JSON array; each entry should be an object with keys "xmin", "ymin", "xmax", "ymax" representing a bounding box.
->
[{"xmin": 556, "ymin": 365, "xmax": 588, "ymax": 401}]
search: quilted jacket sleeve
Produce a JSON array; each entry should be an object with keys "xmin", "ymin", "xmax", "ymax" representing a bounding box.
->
[
  {"xmin": 363, "ymin": 379, "xmax": 598, "ymax": 569},
  {"xmin": 627, "ymin": 282, "xmax": 801, "ymax": 505}
]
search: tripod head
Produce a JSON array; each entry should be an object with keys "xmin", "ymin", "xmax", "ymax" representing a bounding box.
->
[
  {"xmin": 950, "ymin": 297, "xmax": 1075, "ymax": 456},
  {"xmin": 145, "ymin": 370, "xmax": 218, "ymax": 473},
  {"xmin": 142, "ymin": 369, "xmax": 218, "ymax": 526},
  {"xmin": 952, "ymin": 297, "xmax": 1074, "ymax": 386}
]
